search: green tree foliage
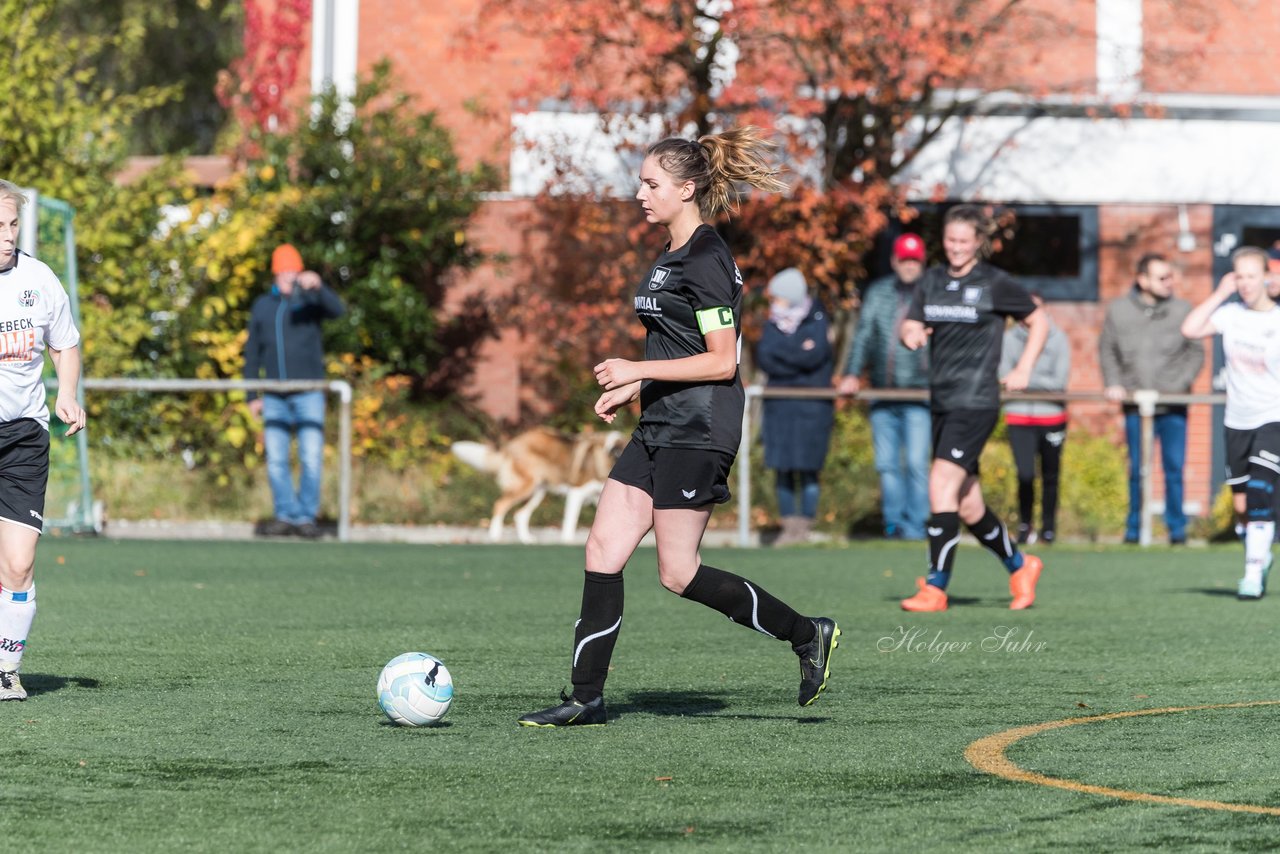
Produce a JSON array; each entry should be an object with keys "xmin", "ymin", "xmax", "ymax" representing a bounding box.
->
[
  {"xmin": 0, "ymin": 0, "xmax": 173, "ymax": 191},
  {"xmin": 178, "ymin": 61, "xmax": 499, "ymax": 395},
  {"xmin": 0, "ymin": 0, "xmax": 190, "ymax": 407},
  {"xmin": 3, "ymin": 6, "xmax": 493, "ymax": 489},
  {"xmin": 291, "ymin": 69, "xmax": 498, "ymax": 393},
  {"xmin": 146, "ymin": 62, "xmax": 496, "ymax": 478},
  {"xmin": 49, "ymin": 0, "xmax": 241, "ymax": 154}
]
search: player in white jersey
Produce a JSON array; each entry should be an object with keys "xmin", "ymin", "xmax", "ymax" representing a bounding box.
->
[
  {"xmin": 1182, "ymin": 246, "xmax": 1280, "ymax": 599},
  {"xmin": 0, "ymin": 180, "xmax": 86, "ymax": 698}
]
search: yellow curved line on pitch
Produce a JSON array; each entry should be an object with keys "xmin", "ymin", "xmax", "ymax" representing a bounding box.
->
[{"xmin": 965, "ymin": 701, "xmax": 1280, "ymax": 816}]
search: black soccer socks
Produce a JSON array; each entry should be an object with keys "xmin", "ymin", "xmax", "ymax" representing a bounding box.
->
[
  {"xmin": 569, "ymin": 571, "xmax": 624, "ymax": 703},
  {"xmin": 967, "ymin": 509, "xmax": 1022, "ymax": 571},
  {"xmin": 680, "ymin": 564, "xmax": 815, "ymax": 646}
]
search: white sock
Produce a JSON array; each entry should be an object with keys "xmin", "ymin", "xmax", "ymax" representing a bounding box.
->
[
  {"xmin": 1244, "ymin": 522, "xmax": 1275, "ymax": 582},
  {"xmin": 0, "ymin": 584, "xmax": 35, "ymax": 672}
]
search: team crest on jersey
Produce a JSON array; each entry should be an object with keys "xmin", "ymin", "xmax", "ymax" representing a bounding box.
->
[
  {"xmin": 17, "ymin": 290, "xmax": 37, "ymax": 308},
  {"xmin": 963, "ymin": 286, "xmax": 982, "ymax": 305},
  {"xmin": 649, "ymin": 266, "xmax": 671, "ymax": 290}
]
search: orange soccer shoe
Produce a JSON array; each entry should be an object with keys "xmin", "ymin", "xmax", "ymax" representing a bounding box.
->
[
  {"xmin": 901, "ymin": 577, "xmax": 948, "ymax": 612},
  {"xmin": 1009, "ymin": 554, "xmax": 1043, "ymax": 610}
]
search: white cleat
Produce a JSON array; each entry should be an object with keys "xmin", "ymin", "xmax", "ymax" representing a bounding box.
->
[
  {"xmin": 1238, "ymin": 576, "xmax": 1264, "ymax": 600},
  {"xmin": 0, "ymin": 669, "xmax": 26, "ymax": 701},
  {"xmin": 1238, "ymin": 554, "xmax": 1272, "ymax": 601}
]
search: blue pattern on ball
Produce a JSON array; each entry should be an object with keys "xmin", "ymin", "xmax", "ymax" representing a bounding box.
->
[{"xmin": 377, "ymin": 652, "xmax": 453, "ymax": 726}]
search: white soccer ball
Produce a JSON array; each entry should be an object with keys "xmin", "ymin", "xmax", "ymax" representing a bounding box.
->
[{"xmin": 377, "ymin": 652, "xmax": 453, "ymax": 727}]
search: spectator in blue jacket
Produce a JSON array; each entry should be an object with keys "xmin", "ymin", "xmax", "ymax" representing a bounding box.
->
[
  {"xmin": 757, "ymin": 268, "xmax": 835, "ymax": 545},
  {"xmin": 244, "ymin": 244, "xmax": 346, "ymax": 538},
  {"xmin": 838, "ymin": 234, "xmax": 931, "ymax": 539}
]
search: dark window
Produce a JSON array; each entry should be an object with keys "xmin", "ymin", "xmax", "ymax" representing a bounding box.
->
[
  {"xmin": 1240, "ymin": 226, "xmax": 1280, "ymax": 253},
  {"xmin": 991, "ymin": 211, "xmax": 1081, "ymax": 279},
  {"xmin": 879, "ymin": 203, "xmax": 1099, "ymax": 302}
]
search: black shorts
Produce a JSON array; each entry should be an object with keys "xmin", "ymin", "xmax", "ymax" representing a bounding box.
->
[
  {"xmin": 609, "ymin": 438, "xmax": 733, "ymax": 509},
  {"xmin": 932, "ymin": 409, "xmax": 999, "ymax": 475},
  {"xmin": 0, "ymin": 419, "xmax": 49, "ymax": 533},
  {"xmin": 1225, "ymin": 424, "xmax": 1280, "ymax": 493}
]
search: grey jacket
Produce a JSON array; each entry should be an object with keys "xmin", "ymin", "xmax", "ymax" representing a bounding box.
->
[
  {"xmin": 1000, "ymin": 320, "xmax": 1070, "ymax": 419},
  {"xmin": 1099, "ymin": 286, "xmax": 1204, "ymax": 405},
  {"xmin": 843, "ymin": 274, "xmax": 929, "ymax": 390}
]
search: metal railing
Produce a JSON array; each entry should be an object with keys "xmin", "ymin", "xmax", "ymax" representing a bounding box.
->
[
  {"xmin": 48, "ymin": 378, "xmax": 354, "ymax": 542},
  {"xmin": 738, "ymin": 387, "xmax": 1228, "ymax": 548}
]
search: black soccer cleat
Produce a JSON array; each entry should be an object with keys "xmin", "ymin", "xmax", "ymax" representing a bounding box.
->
[
  {"xmin": 517, "ymin": 691, "xmax": 607, "ymax": 727},
  {"xmin": 795, "ymin": 617, "xmax": 840, "ymax": 707}
]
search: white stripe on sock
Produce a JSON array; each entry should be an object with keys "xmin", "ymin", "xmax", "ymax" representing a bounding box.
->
[
  {"xmin": 572, "ymin": 617, "xmax": 621, "ymax": 667},
  {"xmin": 743, "ymin": 582, "xmax": 778, "ymax": 638},
  {"xmin": 938, "ymin": 534, "xmax": 961, "ymax": 572}
]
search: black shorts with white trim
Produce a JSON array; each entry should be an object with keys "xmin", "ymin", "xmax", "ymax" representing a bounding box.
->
[
  {"xmin": 0, "ymin": 418, "xmax": 49, "ymax": 533},
  {"xmin": 609, "ymin": 437, "xmax": 733, "ymax": 509},
  {"xmin": 1225, "ymin": 423, "xmax": 1280, "ymax": 494},
  {"xmin": 931, "ymin": 409, "xmax": 1000, "ymax": 475}
]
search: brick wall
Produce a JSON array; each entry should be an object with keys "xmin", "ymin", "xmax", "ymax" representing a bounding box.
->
[
  {"xmin": 1144, "ymin": 1, "xmax": 1280, "ymax": 94},
  {"xmin": 977, "ymin": 0, "xmax": 1099, "ymax": 92},
  {"xmin": 356, "ymin": 0, "xmax": 541, "ymax": 171},
  {"xmin": 445, "ymin": 198, "xmax": 540, "ymax": 422}
]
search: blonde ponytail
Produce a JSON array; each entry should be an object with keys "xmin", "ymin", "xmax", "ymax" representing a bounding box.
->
[{"xmin": 646, "ymin": 126, "xmax": 787, "ymax": 220}]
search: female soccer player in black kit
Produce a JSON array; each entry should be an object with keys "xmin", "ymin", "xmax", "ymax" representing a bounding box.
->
[
  {"xmin": 519, "ymin": 129, "xmax": 840, "ymax": 727},
  {"xmin": 898, "ymin": 205, "xmax": 1049, "ymax": 612}
]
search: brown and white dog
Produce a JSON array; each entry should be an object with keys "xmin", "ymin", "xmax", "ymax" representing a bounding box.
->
[{"xmin": 451, "ymin": 428, "xmax": 627, "ymax": 544}]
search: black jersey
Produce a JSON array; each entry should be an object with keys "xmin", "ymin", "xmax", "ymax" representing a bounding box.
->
[
  {"xmin": 907, "ymin": 262, "xmax": 1036, "ymax": 412},
  {"xmin": 632, "ymin": 224, "xmax": 744, "ymax": 453}
]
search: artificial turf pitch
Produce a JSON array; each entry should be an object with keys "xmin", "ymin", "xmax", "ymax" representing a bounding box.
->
[{"xmin": 7, "ymin": 538, "xmax": 1280, "ymax": 851}]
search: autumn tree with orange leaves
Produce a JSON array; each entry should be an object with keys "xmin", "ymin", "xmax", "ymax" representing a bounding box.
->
[{"xmin": 461, "ymin": 0, "xmax": 1211, "ymax": 417}]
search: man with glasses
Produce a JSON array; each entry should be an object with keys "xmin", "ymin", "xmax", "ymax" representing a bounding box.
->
[{"xmin": 1100, "ymin": 253, "xmax": 1204, "ymax": 544}]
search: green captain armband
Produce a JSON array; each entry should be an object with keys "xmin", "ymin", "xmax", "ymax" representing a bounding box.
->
[{"xmin": 696, "ymin": 306, "xmax": 735, "ymax": 334}]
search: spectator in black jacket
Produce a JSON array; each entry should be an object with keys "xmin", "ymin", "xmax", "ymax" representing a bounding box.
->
[
  {"xmin": 243, "ymin": 244, "xmax": 346, "ymax": 538},
  {"xmin": 757, "ymin": 268, "xmax": 835, "ymax": 545}
]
